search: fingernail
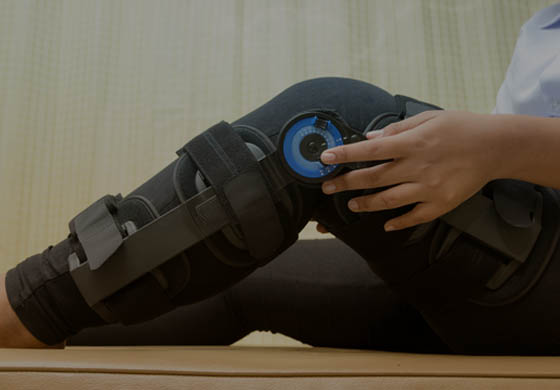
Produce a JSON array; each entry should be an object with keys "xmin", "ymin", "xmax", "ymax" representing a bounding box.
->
[
  {"xmin": 348, "ymin": 200, "xmax": 358, "ymax": 211},
  {"xmin": 323, "ymin": 183, "xmax": 336, "ymax": 194},
  {"xmin": 385, "ymin": 224, "xmax": 395, "ymax": 231},
  {"xmin": 321, "ymin": 152, "xmax": 336, "ymax": 163}
]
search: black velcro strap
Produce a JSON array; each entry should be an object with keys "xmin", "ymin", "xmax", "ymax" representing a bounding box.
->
[
  {"xmin": 398, "ymin": 236, "xmax": 502, "ymax": 306},
  {"xmin": 183, "ymin": 121, "xmax": 285, "ymax": 260},
  {"xmin": 69, "ymin": 195, "xmax": 124, "ymax": 271},
  {"xmin": 440, "ymin": 191, "xmax": 541, "ymax": 265}
]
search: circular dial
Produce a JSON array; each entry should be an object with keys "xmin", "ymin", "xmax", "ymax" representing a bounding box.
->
[
  {"xmin": 299, "ymin": 132, "xmax": 328, "ymax": 161},
  {"xmin": 280, "ymin": 114, "xmax": 344, "ymax": 182}
]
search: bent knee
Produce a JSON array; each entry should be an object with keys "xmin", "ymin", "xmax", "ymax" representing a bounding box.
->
[{"xmin": 234, "ymin": 77, "xmax": 398, "ymax": 136}]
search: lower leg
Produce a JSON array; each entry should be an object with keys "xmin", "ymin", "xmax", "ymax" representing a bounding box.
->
[
  {"xmin": 0, "ymin": 273, "xmax": 53, "ymax": 348},
  {"xmin": 68, "ymin": 239, "xmax": 449, "ymax": 353}
]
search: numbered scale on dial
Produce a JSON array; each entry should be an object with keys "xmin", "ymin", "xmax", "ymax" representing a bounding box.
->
[{"xmin": 278, "ymin": 112, "xmax": 366, "ymax": 185}]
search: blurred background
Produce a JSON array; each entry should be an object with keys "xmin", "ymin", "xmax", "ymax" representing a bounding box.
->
[{"xmin": 0, "ymin": 0, "xmax": 555, "ymax": 345}]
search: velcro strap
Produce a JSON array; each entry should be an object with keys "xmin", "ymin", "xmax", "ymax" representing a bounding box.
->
[
  {"xmin": 182, "ymin": 121, "xmax": 285, "ymax": 260},
  {"xmin": 440, "ymin": 191, "xmax": 542, "ymax": 265},
  {"xmin": 69, "ymin": 195, "xmax": 124, "ymax": 271},
  {"xmin": 489, "ymin": 179, "xmax": 541, "ymax": 228},
  {"xmin": 398, "ymin": 236, "xmax": 502, "ymax": 306}
]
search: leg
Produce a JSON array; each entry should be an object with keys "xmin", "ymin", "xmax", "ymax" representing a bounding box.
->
[
  {"xmin": 5, "ymin": 77, "xmax": 407, "ymax": 346},
  {"xmin": 68, "ymin": 239, "xmax": 449, "ymax": 353},
  {"xmin": 9, "ymin": 76, "xmax": 549, "ymax": 354}
]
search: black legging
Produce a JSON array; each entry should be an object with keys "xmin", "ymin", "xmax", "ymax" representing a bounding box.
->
[{"xmin": 68, "ymin": 239, "xmax": 449, "ymax": 353}]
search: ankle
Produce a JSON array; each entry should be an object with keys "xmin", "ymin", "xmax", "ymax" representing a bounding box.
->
[{"xmin": 0, "ymin": 273, "xmax": 64, "ymax": 348}]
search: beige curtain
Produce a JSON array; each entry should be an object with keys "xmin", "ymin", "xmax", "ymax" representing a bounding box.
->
[{"xmin": 0, "ymin": 0, "xmax": 555, "ymax": 345}]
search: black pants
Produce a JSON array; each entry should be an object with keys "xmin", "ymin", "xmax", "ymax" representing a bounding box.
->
[
  {"xmin": 7, "ymin": 78, "xmax": 560, "ymax": 354},
  {"xmin": 68, "ymin": 239, "xmax": 448, "ymax": 353}
]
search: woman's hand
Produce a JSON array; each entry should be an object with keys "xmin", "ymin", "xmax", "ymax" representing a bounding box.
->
[{"xmin": 317, "ymin": 110, "xmax": 507, "ymax": 232}]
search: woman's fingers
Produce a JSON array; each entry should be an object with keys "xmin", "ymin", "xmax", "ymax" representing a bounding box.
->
[
  {"xmin": 367, "ymin": 110, "xmax": 440, "ymax": 139},
  {"xmin": 320, "ymin": 111, "xmax": 440, "ymax": 165},
  {"xmin": 322, "ymin": 160, "xmax": 412, "ymax": 194},
  {"xmin": 320, "ymin": 133, "xmax": 406, "ymax": 164},
  {"xmin": 383, "ymin": 202, "xmax": 440, "ymax": 231},
  {"xmin": 347, "ymin": 182, "xmax": 424, "ymax": 214},
  {"xmin": 317, "ymin": 110, "xmax": 446, "ymax": 232}
]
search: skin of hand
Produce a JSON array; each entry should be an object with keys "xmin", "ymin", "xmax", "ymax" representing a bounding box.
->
[{"xmin": 316, "ymin": 110, "xmax": 507, "ymax": 233}]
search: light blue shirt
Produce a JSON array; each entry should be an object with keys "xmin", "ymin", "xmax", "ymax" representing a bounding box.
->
[{"xmin": 494, "ymin": 3, "xmax": 560, "ymax": 117}]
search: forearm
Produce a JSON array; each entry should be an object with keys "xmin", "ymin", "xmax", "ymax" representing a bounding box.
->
[{"xmin": 490, "ymin": 114, "xmax": 560, "ymax": 189}]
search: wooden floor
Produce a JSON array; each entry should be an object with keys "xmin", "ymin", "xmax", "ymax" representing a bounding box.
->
[{"xmin": 0, "ymin": 0, "xmax": 554, "ymax": 346}]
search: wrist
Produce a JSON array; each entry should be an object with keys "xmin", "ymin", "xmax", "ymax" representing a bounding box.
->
[{"xmin": 484, "ymin": 114, "xmax": 527, "ymax": 181}]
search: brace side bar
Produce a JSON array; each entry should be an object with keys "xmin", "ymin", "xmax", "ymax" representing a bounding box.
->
[{"xmin": 69, "ymin": 187, "xmax": 229, "ymax": 307}]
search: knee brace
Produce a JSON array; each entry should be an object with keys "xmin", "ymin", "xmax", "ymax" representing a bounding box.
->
[
  {"xmin": 67, "ymin": 78, "xmax": 443, "ymax": 325},
  {"xmin": 68, "ymin": 121, "xmax": 306, "ymax": 324}
]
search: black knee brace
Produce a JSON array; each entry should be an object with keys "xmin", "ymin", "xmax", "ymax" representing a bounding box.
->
[{"xmin": 65, "ymin": 78, "xmax": 442, "ymax": 325}]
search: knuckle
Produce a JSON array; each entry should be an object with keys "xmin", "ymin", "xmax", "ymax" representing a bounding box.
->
[
  {"xmin": 443, "ymin": 190, "xmax": 456, "ymax": 204},
  {"xmin": 365, "ymin": 171, "xmax": 379, "ymax": 187},
  {"xmin": 365, "ymin": 140, "xmax": 379, "ymax": 155},
  {"xmin": 378, "ymin": 193, "xmax": 397, "ymax": 209},
  {"xmin": 337, "ymin": 174, "xmax": 352, "ymax": 190},
  {"xmin": 427, "ymin": 176, "xmax": 441, "ymax": 189},
  {"xmin": 419, "ymin": 162, "xmax": 431, "ymax": 173},
  {"xmin": 412, "ymin": 135, "xmax": 428, "ymax": 150},
  {"xmin": 336, "ymin": 147, "xmax": 348, "ymax": 162},
  {"xmin": 385, "ymin": 122, "xmax": 401, "ymax": 134}
]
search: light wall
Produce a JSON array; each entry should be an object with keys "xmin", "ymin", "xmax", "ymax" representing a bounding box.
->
[{"xmin": 0, "ymin": 0, "xmax": 554, "ymax": 345}]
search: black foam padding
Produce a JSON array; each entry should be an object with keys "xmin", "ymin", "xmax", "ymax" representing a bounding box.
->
[
  {"xmin": 116, "ymin": 196, "xmax": 158, "ymax": 229},
  {"xmin": 127, "ymin": 160, "xmax": 181, "ymax": 215}
]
